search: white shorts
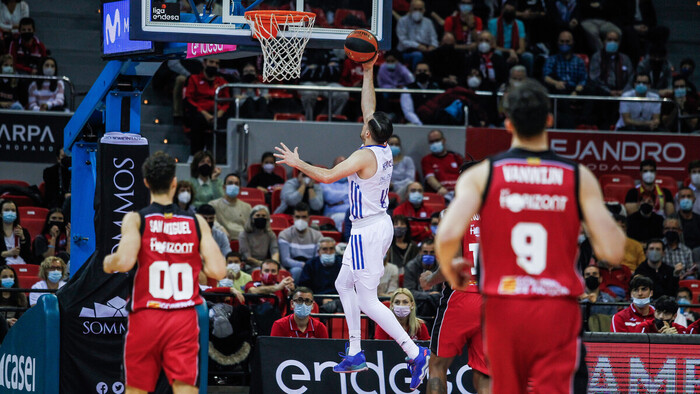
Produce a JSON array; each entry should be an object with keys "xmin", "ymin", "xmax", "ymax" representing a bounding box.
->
[{"xmin": 342, "ymin": 213, "xmax": 393, "ymax": 288}]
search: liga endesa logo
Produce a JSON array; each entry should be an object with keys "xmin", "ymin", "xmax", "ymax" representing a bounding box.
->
[{"xmin": 151, "ymin": 1, "xmax": 179, "ymax": 21}]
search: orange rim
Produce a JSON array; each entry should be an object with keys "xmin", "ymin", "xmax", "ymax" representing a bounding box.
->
[{"xmin": 245, "ymin": 10, "xmax": 316, "ymax": 40}]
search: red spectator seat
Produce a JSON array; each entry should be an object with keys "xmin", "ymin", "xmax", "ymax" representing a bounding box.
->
[
  {"xmin": 238, "ymin": 187, "xmax": 266, "ymax": 207},
  {"xmin": 1, "ymin": 194, "xmax": 34, "ymax": 207},
  {"xmin": 14, "ymin": 264, "xmax": 39, "ymax": 277},
  {"xmin": 603, "ymin": 184, "xmax": 631, "ymax": 204},
  {"xmin": 388, "ymin": 191, "xmax": 400, "ymax": 204},
  {"xmin": 270, "ymin": 188, "xmax": 282, "ymax": 213},
  {"xmin": 17, "ymin": 276, "xmax": 37, "ymax": 290},
  {"xmin": 274, "ymin": 113, "xmax": 306, "ymax": 121},
  {"xmin": 0, "ymin": 180, "xmax": 30, "ymax": 188},
  {"xmin": 422, "ymin": 192, "xmax": 445, "ymax": 206},
  {"xmin": 270, "ymin": 214, "xmax": 292, "ymax": 230},
  {"xmin": 310, "ymin": 215, "xmax": 335, "ymax": 229},
  {"xmin": 229, "ymin": 239, "xmax": 239, "ymax": 252},
  {"xmin": 575, "ymin": 53, "xmax": 590, "ymax": 72},
  {"xmin": 655, "ymin": 175, "xmax": 678, "ymax": 197},
  {"xmin": 599, "ymin": 174, "xmax": 634, "ymax": 189},
  {"xmin": 326, "ymin": 315, "xmax": 370, "ymax": 339},
  {"xmin": 333, "ymin": 9, "xmax": 367, "ymax": 28},
  {"xmin": 268, "ymin": 91, "xmax": 295, "ymax": 99},
  {"xmin": 424, "ymin": 201, "xmax": 446, "ymax": 213},
  {"xmin": 271, "ymin": 227, "xmax": 283, "ymax": 236},
  {"xmin": 321, "ymin": 231, "xmax": 342, "ymax": 242},
  {"xmin": 684, "ymin": 177, "xmax": 691, "ymax": 187},
  {"xmin": 309, "ymin": 7, "xmax": 330, "ymax": 28},
  {"xmin": 315, "ymin": 114, "xmax": 348, "ymax": 122},
  {"xmin": 398, "ymin": 273, "xmax": 404, "ymax": 287},
  {"xmin": 680, "ymin": 280, "xmax": 700, "ymax": 312},
  {"xmin": 247, "ymin": 163, "xmax": 287, "ymax": 184},
  {"xmin": 18, "ymin": 206, "xmax": 48, "ymax": 220}
]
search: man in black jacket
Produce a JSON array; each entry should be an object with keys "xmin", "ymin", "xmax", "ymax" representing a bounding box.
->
[{"xmin": 43, "ymin": 148, "xmax": 71, "ymax": 209}]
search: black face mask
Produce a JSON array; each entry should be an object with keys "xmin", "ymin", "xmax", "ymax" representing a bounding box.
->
[
  {"xmin": 585, "ymin": 276, "xmax": 599, "ymax": 290},
  {"xmin": 241, "ymin": 73, "xmax": 257, "ymax": 83},
  {"xmin": 205, "ymin": 66, "xmax": 218, "ymax": 77},
  {"xmin": 49, "ymin": 220, "xmax": 65, "ymax": 233},
  {"xmin": 198, "ymin": 163, "xmax": 213, "ymax": 177},
  {"xmin": 394, "ymin": 227, "xmax": 408, "ymax": 238},
  {"xmin": 502, "ymin": 10, "xmax": 515, "ymax": 23},
  {"xmin": 60, "ymin": 156, "xmax": 71, "ymax": 168},
  {"xmin": 654, "ymin": 318, "xmax": 672, "ymax": 330},
  {"xmin": 20, "ymin": 32, "xmax": 33, "ymax": 42},
  {"xmin": 665, "ymin": 230, "xmax": 679, "ymax": 245},
  {"xmin": 640, "ymin": 202, "xmax": 653, "ymax": 215},
  {"xmin": 415, "ymin": 72, "xmax": 430, "ymax": 84},
  {"xmin": 253, "ymin": 217, "xmax": 268, "ymax": 229}
]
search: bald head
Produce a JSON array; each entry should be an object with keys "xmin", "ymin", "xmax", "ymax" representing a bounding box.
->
[{"xmin": 410, "ymin": 0, "xmax": 425, "ymax": 11}]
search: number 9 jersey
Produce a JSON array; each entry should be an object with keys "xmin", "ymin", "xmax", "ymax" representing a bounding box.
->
[
  {"xmin": 129, "ymin": 203, "xmax": 202, "ymax": 312},
  {"xmin": 479, "ymin": 148, "xmax": 583, "ymax": 299}
]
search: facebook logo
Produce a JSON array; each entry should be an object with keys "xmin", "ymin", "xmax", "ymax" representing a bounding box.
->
[{"xmin": 103, "ymin": 0, "xmax": 153, "ymax": 55}]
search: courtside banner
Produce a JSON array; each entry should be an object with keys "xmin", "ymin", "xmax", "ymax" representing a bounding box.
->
[
  {"xmin": 0, "ymin": 110, "xmax": 68, "ymax": 163},
  {"xmin": 465, "ymin": 128, "xmax": 700, "ymax": 182},
  {"xmin": 251, "ymin": 337, "xmax": 476, "ymax": 394}
]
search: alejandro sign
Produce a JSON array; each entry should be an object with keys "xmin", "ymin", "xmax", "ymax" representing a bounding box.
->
[{"xmin": 466, "ymin": 128, "xmax": 700, "ymax": 182}]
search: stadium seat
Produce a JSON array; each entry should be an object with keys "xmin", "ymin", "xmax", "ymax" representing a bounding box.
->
[
  {"xmin": 268, "ymin": 91, "xmax": 295, "ymax": 99},
  {"xmin": 603, "ymin": 184, "xmax": 631, "ymax": 204},
  {"xmin": 229, "ymin": 239, "xmax": 239, "ymax": 252},
  {"xmin": 0, "ymin": 180, "xmax": 30, "ymax": 188},
  {"xmin": 273, "ymin": 113, "xmax": 306, "ymax": 121},
  {"xmin": 321, "ymin": 231, "xmax": 342, "ymax": 242},
  {"xmin": 424, "ymin": 201, "xmax": 446, "ymax": 213},
  {"xmin": 19, "ymin": 207, "xmax": 48, "ymax": 236},
  {"xmin": 238, "ymin": 187, "xmax": 266, "ymax": 207},
  {"xmin": 309, "ymin": 215, "xmax": 335, "ymax": 229},
  {"xmin": 680, "ymin": 280, "xmax": 700, "ymax": 312},
  {"xmin": 333, "ymin": 9, "xmax": 367, "ymax": 28},
  {"xmin": 270, "ymin": 214, "xmax": 292, "ymax": 230},
  {"xmin": 1, "ymin": 194, "xmax": 35, "ymax": 207},
  {"xmin": 247, "ymin": 163, "xmax": 287, "ymax": 184},
  {"xmin": 14, "ymin": 264, "xmax": 39, "ymax": 277},
  {"xmin": 388, "ymin": 191, "xmax": 400, "ymax": 204},
  {"xmin": 270, "ymin": 188, "xmax": 282, "ymax": 213},
  {"xmin": 315, "ymin": 114, "xmax": 348, "ymax": 122},
  {"xmin": 599, "ymin": 174, "xmax": 634, "ymax": 189},
  {"xmin": 655, "ymin": 175, "xmax": 678, "ymax": 196},
  {"xmin": 326, "ymin": 314, "xmax": 370, "ymax": 339},
  {"xmin": 422, "ymin": 192, "xmax": 445, "ymax": 206},
  {"xmin": 17, "ymin": 276, "xmax": 37, "ymax": 290}
]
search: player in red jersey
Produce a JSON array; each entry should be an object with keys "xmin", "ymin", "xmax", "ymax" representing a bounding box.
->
[
  {"xmin": 103, "ymin": 152, "xmax": 227, "ymax": 394},
  {"xmin": 435, "ymin": 80, "xmax": 625, "ymax": 394}
]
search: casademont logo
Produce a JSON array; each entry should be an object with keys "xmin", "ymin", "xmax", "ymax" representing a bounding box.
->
[{"xmin": 79, "ymin": 296, "xmax": 128, "ymax": 336}]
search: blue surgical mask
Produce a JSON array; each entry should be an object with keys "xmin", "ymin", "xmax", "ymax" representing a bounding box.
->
[
  {"xmin": 294, "ymin": 302, "xmax": 313, "ymax": 318},
  {"xmin": 430, "ymin": 225, "xmax": 438, "ymax": 234},
  {"xmin": 320, "ymin": 253, "xmax": 336, "ymax": 266},
  {"xmin": 635, "ymin": 83, "xmax": 648, "ymax": 95},
  {"xmin": 47, "ymin": 271, "xmax": 62, "ymax": 284},
  {"xmin": 422, "ymin": 254, "xmax": 436, "ymax": 266},
  {"xmin": 1, "ymin": 278, "xmax": 14, "ymax": 288},
  {"xmin": 225, "ymin": 184, "xmax": 240, "ymax": 198},
  {"xmin": 429, "ymin": 141, "xmax": 444, "ymax": 154},
  {"xmin": 386, "ymin": 63, "xmax": 397, "ymax": 71},
  {"xmin": 408, "ymin": 191, "xmax": 423, "ymax": 205},
  {"xmin": 459, "ymin": 3, "xmax": 473, "ymax": 13},
  {"xmin": 680, "ymin": 198, "xmax": 693, "ymax": 212},
  {"xmin": 390, "ymin": 145, "xmax": 401, "ymax": 157},
  {"xmin": 678, "ymin": 297, "xmax": 690, "ymax": 314},
  {"xmin": 647, "ymin": 250, "xmax": 662, "ymax": 263},
  {"xmin": 218, "ymin": 278, "xmax": 234, "ymax": 287},
  {"xmin": 558, "ymin": 44, "xmax": 571, "ymax": 54},
  {"xmin": 605, "ymin": 41, "xmax": 619, "ymax": 53},
  {"xmin": 632, "ymin": 297, "xmax": 651, "ymax": 307},
  {"xmin": 2, "ymin": 211, "xmax": 16, "ymax": 223},
  {"xmin": 675, "ymin": 87, "xmax": 687, "ymax": 98}
]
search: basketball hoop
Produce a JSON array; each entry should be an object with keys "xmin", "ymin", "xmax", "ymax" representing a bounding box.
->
[{"xmin": 245, "ymin": 10, "xmax": 316, "ymax": 82}]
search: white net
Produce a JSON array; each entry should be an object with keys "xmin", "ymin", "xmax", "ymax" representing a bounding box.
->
[{"xmin": 245, "ymin": 11, "xmax": 316, "ymax": 82}]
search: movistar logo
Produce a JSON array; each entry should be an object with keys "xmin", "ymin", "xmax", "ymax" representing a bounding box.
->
[{"xmin": 105, "ymin": 8, "xmax": 120, "ymax": 44}]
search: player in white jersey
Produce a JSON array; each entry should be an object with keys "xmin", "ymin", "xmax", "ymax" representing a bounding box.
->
[{"xmin": 274, "ymin": 56, "xmax": 430, "ymax": 391}]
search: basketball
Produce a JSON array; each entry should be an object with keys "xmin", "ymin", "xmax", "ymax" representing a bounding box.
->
[{"xmin": 344, "ymin": 29, "xmax": 378, "ymax": 63}]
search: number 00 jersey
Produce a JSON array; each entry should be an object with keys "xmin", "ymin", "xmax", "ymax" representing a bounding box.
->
[
  {"xmin": 129, "ymin": 203, "xmax": 202, "ymax": 312},
  {"xmin": 479, "ymin": 148, "xmax": 583, "ymax": 298}
]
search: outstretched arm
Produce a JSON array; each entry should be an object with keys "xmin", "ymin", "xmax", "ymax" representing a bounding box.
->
[
  {"xmin": 274, "ymin": 144, "xmax": 374, "ymax": 184},
  {"xmin": 361, "ymin": 56, "xmax": 378, "ymax": 123}
]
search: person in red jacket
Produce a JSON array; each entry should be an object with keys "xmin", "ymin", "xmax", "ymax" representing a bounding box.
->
[
  {"xmin": 688, "ymin": 319, "xmax": 700, "ymax": 334},
  {"xmin": 8, "ymin": 17, "xmax": 46, "ymax": 75},
  {"xmin": 183, "ymin": 57, "xmax": 231, "ymax": 156},
  {"xmin": 270, "ymin": 287, "xmax": 328, "ymax": 338},
  {"xmin": 375, "ymin": 288, "xmax": 430, "ymax": 341},
  {"xmin": 611, "ymin": 275, "xmax": 655, "ymax": 332},
  {"xmin": 420, "ymin": 129, "xmax": 464, "ymax": 198},
  {"xmin": 393, "ymin": 182, "xmax": 436, "ymax": 241},
  {"xmin": 638, "ymin": 295, "xmax": 687, "ymax": 334}
]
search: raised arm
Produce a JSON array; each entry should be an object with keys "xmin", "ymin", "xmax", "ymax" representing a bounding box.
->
[
  {"xmin": 274, "ymin": 143, "xmax": 375, "ymax": 184},
  {"xmin": 361, "ymin": 57, "xmax": 378, "ymax": 123},
  {"xmin": 103, "ymin": 212, "xmax": 141, "ymax": 273}
]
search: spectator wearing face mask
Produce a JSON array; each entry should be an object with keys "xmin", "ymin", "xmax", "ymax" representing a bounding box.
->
[
  {"xmin": 579, "ymin": 265, "xmax": 617, "ymax": 316},
  {"xmin": 400, "ymin": 62, "xmax": 439, "ymax": 126},
  {"xmin": 635, "ymin": 239, "xmax": 678, "ymax": 298},
  {"xmin": 394, "ymin": 183, "xmax": 437, "ymax": 242},
  {"xmin": 396, "ymin": 0, "xmax": 438, "ymax": 69},
  {"xmin": 270, "ymin": 287, "xmax": 328, "ymax": 338},
  {"xmin": 615, "ymin": 73, "xmax": 662, "ymax": 131},
  {"xmin": 173, "ymin": 180, "xmax": 196, "ymax": 214},
  {"xmin": 661, "ymin": 217, "xmax": 694, "ymax": 279},
  {"xmin": 188, "ymin": 150, "xmax": 223, "ymax": 208},
  {"xmin": 624, "ymin": 159, "xmax": 674, "ymax": 217},
  {"xmin": 388, "ymin": 215, "xmax": 419, "ymax": 273},
  {"xmin": 275, "ymin": 169, "xmax": 324, "ymax": 216},
  {"xmin": 32, "ymin": 208, "xmax": 69, "ymax": 264},
  {"xmin": 689, "ymin": 161, "xmax": 700, "ymax": 215},
  {"xmin": 579, "ymin": 0, "xmax": 621, "ymax": 54},
  {"xmin": 677, "ymin": 58, "xmax": 698, "ymax": 99},
  {"xmin": 225, "ymin": 252, "xmax": 251, "ymax": 290},
  {"xmin": 0, "ymin": 54, "xmax": 23, "ymax": 110},
  {"xmin": 466, "ymin": 31, "xmax": 507, "ymax": 91},
  {"xmin": 235, "ymin": 62, "xmax": 272, "ymax": 119},
  {"xmin": 27, "ymin": 57, "xmax": 64, "ymax": 111},
  {"xmin": 443, "ymin": 0, "xmax": 483, "ymax": 52},
  {"xmin": 403, "ymin": 239, "xmax": 441, "ymax": 298},
  {"xmin": 210, "ymin": 173, "xmax": 251, "ymax": 240},
  {"xmin": 248, "ymin": 152, "xmax": 284, "ymax": 197},
  {"xmin": 421, "ymin": 129, "xmax": 463, "ymax": 198},
  {"xmin": 238, "ymin": 205, "xmax": 279, "ymax": 269},
  {"xmin": 298, "ymin": 237, "xmax": 342, "ymax": 295},
  {"xmin": 676, "ymin": 287, "xmax": 696, "ymax": 326},
  {"xmin": 277, "ymin": 203, "xmax": 322, "ymax": 282},
  {"xmin": 245, "ymin": 259, "xmax": 293, "ymax": 309},
  {"xmin": 386, "ymin": 135, "xmax": 415, "ymax": 195},
  {"xmin": 30, "ymin": 256, "xmax": 67, "ymax": 306},
  {"xmin": 662, "ymin": 76, "xmax": 699, "ymax": 132},
  {"xmin": 8, "ymin": 17, "xmax": 46, "ymax": 74},
  {"xmin": 0, "ymin": 265, "xmax": 27, "ymax": 327},
  {"xmin": 375, "ymin": 288, "xmax": 430, "ymax": 340},
  {"xmin": 611, "ymin": 275, "xmax": 655, "ymax": 332},
  {"xmin": 636, "ymin": 43, "xmax": 673, "ymax": 97},
  {"xmin": 638, "ymin": 295, "xmax": 686, "ymax": 334},
  {"xmin": 677, "ymin": 187, "xmax": 700, "ymax": 249},
  {"xmin": 206, "ymin": 265, "xmax": 246, "ymax": 305},
  {"xmin": 487, "ymin": 0, "xmax": 533, "ymax": 73},
  {"xmin": 626, "ymin": 191, "xmax": 664, "ymax": 244},
  {"xmin": 196, "ymin": 204, "xmax": 232, "ymax": 257},
  {"xmin": 377, "ymin": 51, "xmax": 414, "ymax": 89},
  {"xmin": 589, "ymin": 31, "xmax": 634, "ymax": 97},
  {"xmin": 0, "ymin": 200, "xmax": 30, "ymax": 265}
]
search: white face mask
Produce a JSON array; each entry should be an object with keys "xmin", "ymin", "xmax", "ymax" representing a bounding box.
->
[
  {"xmin": 691, "ymin": 173, "xmax": 700, "ymax": 186},
  {"xmin": 467, "ymin": 76, "xmax": 481, "ymax": 88},
  {"xmin": 478, "ymin": 42, "xmax": 491, "ymax": 53},
  {"xmin": 632, "ymin": 297, "xmax": 651, "ymax": 307},
  {"xmin": 262, "ymin": 163, "xmax": 275, "ymax": 173},
  {"xmin": 294, "ymin": 219, "xmax": 308, "ymax": 232},
  {"xmin": 43, "ymin": 66, "xmax": 56, "ymax": 76},
  {"xmin": 1, "ymin": 66, "xmax": 12, "ymax": 74},
  {"xmin": 411, "ymin": 10, "xmax": 423, "ymax": 22},
  {"xmin": 178, "ymin": 191, "xmax": 191, "ymax": 204},
  {"xmin": 641, "ymin": 170, "xmax": 656, "ymax": 184},
  {"xmin": 393, "ymin": 305, "xmax": 411, "ymax": 318},
  {"xmin": 227, "ymin": 263, "xmax": 241, "ymax": 275}
]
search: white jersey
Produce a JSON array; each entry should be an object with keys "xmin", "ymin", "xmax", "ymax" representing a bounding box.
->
[{"xmin": 347, "ymin": 144, "xmax": 393, "ymax": 221}]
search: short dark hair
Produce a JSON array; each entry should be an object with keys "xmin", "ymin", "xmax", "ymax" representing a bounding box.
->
[
  {"xmin": 293, "ymin": 202, "xmax": 310, "ymax": 214},
  {"xmin": 672, "ymin": 75, "xmax": 688, "ymax": 86},
  {"xmin": 689, "ymin": 160, "xmax": 700, "ymax": 172},
  {"xmin": 226, "ymin": 251, "xmax": 242, "ymax": 260},
  {"xmin": 422, "ymin": 238, "xmax": 435, "ymax": 247},
  {"xmin": 261, "ymin": 151, "xmax": 275, "ymax": 162},
  {"xmin": 196, "ymin": 204, "xmax": 216, "ymax": 216},
  {"xmin": 368, "ymin": 112, "xmax": 393, "ymax": 144},
  {"xmin": 19, "ymin": 17, "xmax": 34, "ymax": 30},
  {"xmin": 678, "ymin": 286, "xmax": 692, "ymax": 298},
  {"xmin": 680, "ymin": 58, "xmax": 695, "ymax": 70},
  {"xmin": 503, "ymin": 79, "xmax": 551, "ymax": 138},
  {"xmin": 261, "ymin": 259, "xmax": 280, "ymax": 270},
  {"xmin": 653, "ymin": 295, "xmax": 678, "ymax": 314},
  {"xmin": 224, "ymin": 173, "xmax": 240, "ymax": 184},
  {"xmin": 630, "ymin": 275, "xmax": 653, "ymax": 291},
  {"xmin": 635, "ymin": 72, "xmax": 651, "ymax": 82},
  {"xmin": 291, "ymin": 286, "xmax": 314, "ymax": 299},
  {"xmin": 647, "ymin": 238, "xmax": 665, "ymax": 251},
  {"xmin": 640, "ymin": 158, "xmax": 656, "ymax": 171},
  {"xmin": 142, "ymin": 151, "xmax": 176, "ymax": 194}
]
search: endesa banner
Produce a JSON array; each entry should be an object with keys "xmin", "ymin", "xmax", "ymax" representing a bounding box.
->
[
  {"xmin": 0, "ymin": 111, "xmax": 68, "ymax": 163},
  {"xmin": 466, "ymin": 128, "xmax": 700, "ymax": 182}
]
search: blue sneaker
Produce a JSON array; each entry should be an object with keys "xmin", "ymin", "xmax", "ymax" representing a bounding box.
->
[
  {"xmin": 333, "ymin": 345, "xmax": 368, "ymax": 373},
  {"xmin": 407, "ymin": 346, "xmax": 430, "ymax": 390}
]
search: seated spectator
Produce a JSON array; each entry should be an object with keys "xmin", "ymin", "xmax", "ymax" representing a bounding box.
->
[
  {"xmin": 634, "ymin": 239, "xmax": 679, "ymax": 298},
  {"xmin": 245, "ymin": 260, "xmax": 294, "ymax": 308},
  {"xmin": 400, "ymin": 62, "xmax": 440, "ymax": 126},
  {"xmin": 425, "ymin": 33, "xmax": 467, "ymax": 88},
  {"xmin": 377, "ymin": 50, "xmax": 414, "ymax": 90},
  {"xmin": 196, "ymin": 204, "xmax": 232, "ymax": 257},
  {"xmin": 403, "ymin": 239, "xmax": 441, "ymax": 295},
  {"xmin": 612, "ymin": 214, "xmax": 646, "ymax": 272},
  {"xmin": 0, "ymin": 199, "xmax": 30, "ymax": 265},
  {"xmin": 8, "ymin": 17, "xmax": 46, "ymax": 74},
  {"xmin": 278, "ymin": 203, "xmax": 322, "ymax": 282},
  {"xmin": 662, "ymin": 217, "xmax": 694, "ymax": 279},
  {"xmin": 597, "ymin": 259, "xmax": 632, "ymax": 300},
  {"xmin": 688, "ymin": 319, "xmax": 700, "ymax": 334},
  {"xmin": 429, "ymin": 212, "xmax": 441, "ymax": 238},
  {"xmin": 615, "ymin": 73, "xmax": 662, "ymax": 131},
  {"xmin": 662, "ymin": 76, "xmax": 699, "ymax": 132},
  {"xmin": 677, "ymin": 58, "xmax": 698, "ymax": 99},
  {"xmin": 0, "ymin": 0, "xmax": 29, "ymax": 42},
  {"xmin": 396, "ymin": 0, "xmax": 438, "ymax": 69},
  {"xmin": 608, "ymin": 0, "xmax": 663, "ymax": 68},
  {"xmin": 235, "ymin": 63, "xmax": 272, "ymax": 119},
  {"xmin": 374, "ymin": 288, "xmax": 430, "ymax": 340},
  {"xmin": 275, "ymin": 170, "xmax": 323, "ymax": 215},
  {"xmin": 298, "ymin": 237, "xmax": 342, "ymax": 296},
  {"xmin": 389, "ymin": 215, "xmax": 420, "ymax": 273},
  {"xmin": 27, "ymin": 57, "xmax": 64, "ymax": 111},
  {"xmin": 678, "ymin": 187, "xmax": 700, "ymax": 250},
  {"xmin": 421, "ymin": 129, "xmax": 463, "ymax": 198},
  {"xmin": 210, "ymin": 173, "xmax": 251, "ymax": 240},
  {"xmin": 611, "ymin": 275, "xmax": 655, "ymax": 332},
  {"xmin": 189, "ymin": 150, "xmax": 223, "ymax": 208},
  {"xmin": 248, "ymin": 152, "xmax": 284, "ymax": 197},
  {"xmin": 442, "ymin": 0, "xmax": 482, "ymax": 52},
  {"xmin": 207, "ymin": 268, "xmax": 246, "ymax": 305},
  {"xmin": 416, "ymin": 83, "xmax": 489, "ymax": 126},
  {"xmin": 378, "ymin": 253, "xmax": 400, "ymax": 297},
  {"xmin": 579, "ymin": 264, "xmax": 617, "ymax": 316},
  {"xmin": 624, "ymin": 159, "xmax": 674, "ymax": 217},
  {"xmin": 183, "ymin": 57, "xmax": 231, "ymax": 155},
  {"xmin": 487, "ymin": 1, "xmax": 533, "ymax": 73},
  {"xmin": 32, "ymin": 207, "xmax": 69, "ymax": 264},
  {"xmin": 270, "ymin": 287, "xmax": 328, "ymax": 338},
  {"xmin": 173, "ymin": 180, "xmax": 196, "ymax": 214},
  {"xmin": 387, "ymin": 135, "xmax": 416, "ymax": 195},
  {"xmin": 0, "ymin": 265, "xmax": 27, "ymax": 326},
  {"xmin": 321, "ymin": 156, "xmax": 350, "ymax": 230},
  {"xmin": 226, "ymin": 251, "xmax": 252, "ymax": 291},
  {"xmin": 466, "ymin": 30, "xmax": 508, "ymax": 91},
  {"xmin": 298, "ymin": 49, "xmax": 348, "ymax": 121},
  {"xmin": 636, "ymin": 43, "xmax": 673, "ymax": 97},
  {"xmin": 496, "ymin": 65, "xmax": 527, "ymax": 122},
  {"xmin": 626, "ymin": 192, "xmax": 664, "ymax": 244},
  {"xmin": 689, "ymin": 160, "xmax": 700, "ymax": 215},
  {"xmin": 29, "ymin": 256, "xmax": 67, "ymax": 306},
  {"xmin": 394, "ymin": 182, "xmax": 436, "ymax": 220},
  {"xmin": 0, "ymin": 54, "xmax": 23, "ymax": 110},
  {"xmin": 42, "ymin": 148, "xmax": 71, "ymax": 209},
  {"xmin": 579, "ymin": 0, "xmax": 621, "ymax": 54},
  {"xmin": 676, "ymin": 287, "xmax": 696, "ymax": 326},
  {"xmin": 238, "ymin": 205, "xmax": 279, "ymax": 269},
  {"xmin": 589, "ymin": 30, "xmax": 634, "ymax": 97},
  {"xmin": 638, "ymin": 295, "xmax": 686, "ymax": 334}
]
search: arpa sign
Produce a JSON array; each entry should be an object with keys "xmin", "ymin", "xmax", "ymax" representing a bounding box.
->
[{"xmin": 466, "ymin": 128, "xmax": 700, "ymax": 181}]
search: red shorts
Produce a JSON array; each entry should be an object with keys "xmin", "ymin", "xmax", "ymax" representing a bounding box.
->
[
  {"xmin": 484, "ymin": 297, "xmax": 581, "ymax": 394},
  {"xmin": 430, "ymin": 287, "xmax": 488, "ymax": 375},
  {"xmin": 124, "ymin": 308, "xmax": 200, "ymax": 391}
]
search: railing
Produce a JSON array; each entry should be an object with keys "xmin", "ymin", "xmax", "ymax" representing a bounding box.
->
[{"xmin": 0, "ymin": 73, "xmax": 76, "ymax": 111}]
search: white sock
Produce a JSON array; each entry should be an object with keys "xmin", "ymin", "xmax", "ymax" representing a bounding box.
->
[
  {"xmin": 348, "ymin": 331, "xmax": 362, "ymax": 355},
  {"xmin": 402, "ymin": 340, "xmax": 420, "ymax": 360}
]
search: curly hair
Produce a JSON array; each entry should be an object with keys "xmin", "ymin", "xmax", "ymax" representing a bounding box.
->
[{"xmin": 142, "ymin": 151, "xmax": 176, "ymax": 194}]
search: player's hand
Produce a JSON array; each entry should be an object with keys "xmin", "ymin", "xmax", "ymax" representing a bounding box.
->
[
  {"xmin": 274, "ymin": 142, "xmax": 302, "ymax": 169},
  {"xmin": 440, "ymin": 257, "xmax": 473, "ymax": 291},
  {"xmin": 362, "ymin": 54, "xmax": 377, "ymax": 70},
  {"xmin": 419, "ymin": 271, "xmax": 433, "ymax": 291}
]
